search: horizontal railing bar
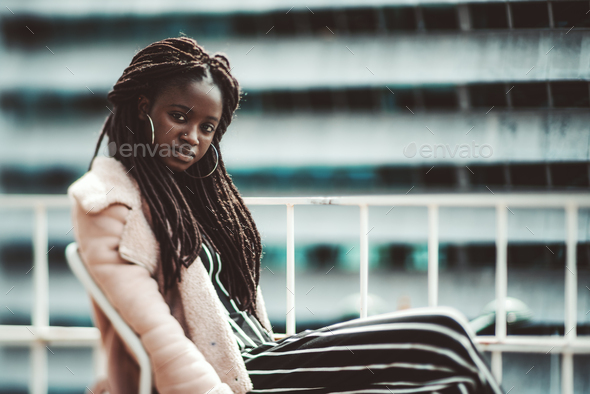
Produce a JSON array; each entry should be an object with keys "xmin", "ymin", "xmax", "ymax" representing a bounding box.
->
[
  {"xmin": 0, "ymin": 325, "xmax": 100, "ymax": 345},
  {"xmin": 476, "ymin": 336, "xmax": 590, "ymax": 354},
  {"xmin": 2, "ymin": 193, "xmax": 590, "ymax": 208},
  {"xmin": 0, "ymin": 195, "xmax": 72, "ymax": 208},
  {"xmin": 245, "ymin": 194, "xmax": 590, "ymax": 207},
  {"xmin": 4, "ymin": 326, "xmax": 590, "ymax": 354}
]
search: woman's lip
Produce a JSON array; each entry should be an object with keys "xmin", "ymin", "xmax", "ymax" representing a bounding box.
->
[{"xmin": 173, "ymin": 148, "xmax": 195, "ymax": 163}]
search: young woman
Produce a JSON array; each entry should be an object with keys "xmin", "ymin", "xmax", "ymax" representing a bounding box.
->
[{"xmin": 68, "ymin": 37, "xmax": 502, "ymax": 394}]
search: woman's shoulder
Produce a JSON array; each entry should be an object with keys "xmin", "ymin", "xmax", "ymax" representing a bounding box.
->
[
  {"xmin": 69, "ymin": 157, "xmax": 159, "ymax": 273},
  {"xmin": 68, "ymin": 156, "xmax": 142, "ymax": 215},
  {"xmin": 73, "ymin": 202, "xmax": 131, "ymax": 264}
]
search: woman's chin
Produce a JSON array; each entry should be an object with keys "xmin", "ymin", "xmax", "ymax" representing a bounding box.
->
[{"xmin": 159, "ymin": 157, "xmax": 192, "ymax": 173}]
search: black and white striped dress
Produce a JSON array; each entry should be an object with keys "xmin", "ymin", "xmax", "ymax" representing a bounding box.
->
[
  {"xmin": 200, "ymin": 236, "xmax": 502, "ymax": 394},
  {"xmin": 199, "ymin": 233, "xmax": 276, "ymax": 350}
]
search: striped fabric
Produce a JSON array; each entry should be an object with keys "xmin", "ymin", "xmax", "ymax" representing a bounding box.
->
[
  {"xmin": 199, "ymin": 234, "xmax": 275, "ymax": 350},
  {"xmin": 199, "ymin": 236, "xmax": 501, "ymax": 393},
  {"xmin": 240, "ymin": 309, "xmax": 503, "ymax": 394}
]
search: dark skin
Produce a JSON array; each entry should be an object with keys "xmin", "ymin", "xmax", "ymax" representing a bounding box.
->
[{"xmin": 137, "ymin": 75, "xmax": 224, "ymax": 173}]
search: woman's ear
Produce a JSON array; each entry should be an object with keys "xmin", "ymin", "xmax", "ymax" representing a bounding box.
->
[{"xmin": 137, "ymin": 95, "xmax": 151, "ymax": 121}]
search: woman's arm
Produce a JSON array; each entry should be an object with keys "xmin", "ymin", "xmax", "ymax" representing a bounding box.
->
[{"xmin": 74, "ymin": 202, "xmax": 234, "ymax": 394}]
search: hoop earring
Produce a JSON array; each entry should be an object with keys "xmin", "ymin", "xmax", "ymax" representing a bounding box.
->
[
  {"xmin": 146, "ymin": 113, "xmax": 155, "ymax": 144},
  {"xmin": 184, "ymin": 144, "xmax": 219, "ymax": 179}
]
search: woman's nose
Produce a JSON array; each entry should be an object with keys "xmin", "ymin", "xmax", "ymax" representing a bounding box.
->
[{"xmin": 181, "ymin": 127, "xmax": 199, "ymax": 145}]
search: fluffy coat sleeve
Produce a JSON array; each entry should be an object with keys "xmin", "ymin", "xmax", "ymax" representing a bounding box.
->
[{"xmin": 74, "ymin": 202, "xmax": 234, "ymax": 394}]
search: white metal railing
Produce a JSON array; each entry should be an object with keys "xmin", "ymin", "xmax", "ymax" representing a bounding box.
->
[{"xmin": 0, "ymin": 193, "xmax": 589, "ymax": 394}]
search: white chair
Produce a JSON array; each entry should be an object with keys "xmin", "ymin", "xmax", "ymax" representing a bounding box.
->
[{"xmin": 65, "ymin": 242, "xmax": 152, "ymax": 394}]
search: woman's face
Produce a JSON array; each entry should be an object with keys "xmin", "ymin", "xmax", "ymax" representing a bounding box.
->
[{"xmin": 137, "ymin": 76, "xmax": 224, "ymax": 173}]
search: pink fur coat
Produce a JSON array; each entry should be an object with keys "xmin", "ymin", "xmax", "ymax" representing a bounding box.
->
[{"xmin": 68, "ymin": 156, "xmax": 274, "ymax": 394}]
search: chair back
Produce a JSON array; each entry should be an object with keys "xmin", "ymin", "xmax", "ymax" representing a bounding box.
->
[{"xmin": 65, "ymin": 242, "xmax": 152, "ymax": 394}]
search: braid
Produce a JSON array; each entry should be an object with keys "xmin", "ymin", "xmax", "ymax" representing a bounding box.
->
[{"xmin": 89, "ymin": 37, "xmax": 264, "ymax": 323}]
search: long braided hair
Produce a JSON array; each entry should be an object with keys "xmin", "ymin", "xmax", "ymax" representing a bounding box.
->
[{"xmin": 88, "ymin": 37, "xmax": 264, "ymax": 322}]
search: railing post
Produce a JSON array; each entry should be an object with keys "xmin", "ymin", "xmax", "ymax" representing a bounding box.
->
[
  {"xmin": 564, "ymin": 204, "xmax": 578, "ymax": 339},
  {"xmin": 562, "ymin": 203, "xmax": 577, "ymax": 394},
  {"xmin": 33, "ymin": 204, "xmax": 50, "ymax": 327},
  {"xmin": 492, "ymin": 203, "xmax": 508, "ymax": 385},
  {"xmin": 31, "ymin": 204, "xmax": 49, "ymax": 394},
  {"xmin": 286, "ymin": 204, "xmax": 296, "ymax": 335},
  {"xmin": 427, "ymin": 204, "xmax": 439, "ymax": 307},
  {"xmin": 93, "ymin": 344, "xmax": 107, "ymax": 382},
  {"xmin": 359, "ymin": 204, "xmax": 369, "ymax": 319}
]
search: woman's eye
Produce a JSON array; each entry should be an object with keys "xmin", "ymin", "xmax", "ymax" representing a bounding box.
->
[
  {"xmin": 171, "ymin": 113, "xmax": 186, "ymax": 122},
  {"xmin": 203, "ymin": 124, "xmax": 216, "ymax": 133}
]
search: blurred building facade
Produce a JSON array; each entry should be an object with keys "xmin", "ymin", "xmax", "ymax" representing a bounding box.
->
[{"xmin": 0, "ymin": 1, "xmax": 589, "ymax": 392}]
